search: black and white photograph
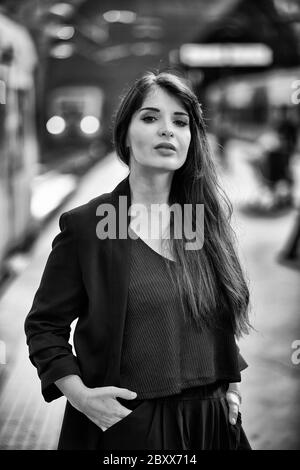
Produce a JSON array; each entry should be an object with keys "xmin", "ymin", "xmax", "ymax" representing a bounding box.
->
[{"xmin": 0, "ymin": 0, "xmax": 300, "ymax": 455}]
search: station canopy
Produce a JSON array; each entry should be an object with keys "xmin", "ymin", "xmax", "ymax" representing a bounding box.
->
[{"xmin": 3, "ymin": 0, "xmax": 300, "ymax": 89}]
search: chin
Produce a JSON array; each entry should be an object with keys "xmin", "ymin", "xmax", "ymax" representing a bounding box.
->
[{"xmin": 145, "ymin": 158, "xmax": 186, "ymax": 171}]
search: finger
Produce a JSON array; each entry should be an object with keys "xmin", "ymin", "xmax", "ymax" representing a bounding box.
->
[
  {"xmin": 113, "ymin": 387, "xmax": 137, "ymax": 400},
  {"xmin": 228, "ymin": 402, "xmax": 239, "ymax": 425},
  {"xmin": 226, "ymin": 391, "xmax": 241, "ymax": 408}
]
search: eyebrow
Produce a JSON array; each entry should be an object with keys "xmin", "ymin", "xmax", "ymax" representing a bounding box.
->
[{"xmin": 139, "ymin": 107, "xmax": 189, "ymax": 117}]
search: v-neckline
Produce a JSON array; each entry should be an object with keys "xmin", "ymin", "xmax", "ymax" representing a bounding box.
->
[{"xmin": 130, "ymin": 228, "xmax": 176, "ymax": 263}]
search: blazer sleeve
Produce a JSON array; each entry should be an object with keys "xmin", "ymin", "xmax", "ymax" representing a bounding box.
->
[
  {"xmin": 24, "ymin": 211, "xmax": 86, "ymax": 402},
  {"xmin": 238, "ymin": 353, "xmax": 248, "ymax": 372}
]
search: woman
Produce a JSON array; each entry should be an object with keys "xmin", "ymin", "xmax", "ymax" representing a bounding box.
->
[{"xmin": 25, "ymin": 71, "xmax": 252, "ymax": 450}]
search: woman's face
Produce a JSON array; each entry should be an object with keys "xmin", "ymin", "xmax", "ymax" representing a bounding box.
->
[{"xmin": 126, "ymin": 86, "xmax": 191, "ymax": 172}]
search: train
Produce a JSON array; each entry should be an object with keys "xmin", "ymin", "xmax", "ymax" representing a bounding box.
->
[
  {"xmin": 45, "ymin": 85, "xmax": 104, "ymax": 147},
  {"xmin": 0, "ymin": 13, "xmax": 39, "ymax": 282},
  {"xmin": 0, "ymin": 13, "xmax": 108, "ymax": 283}
]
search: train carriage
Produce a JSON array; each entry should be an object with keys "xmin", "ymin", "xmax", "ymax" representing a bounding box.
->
[{"xmin": 0, "ymin": 13, "xmax": 38, "ymax": 279}]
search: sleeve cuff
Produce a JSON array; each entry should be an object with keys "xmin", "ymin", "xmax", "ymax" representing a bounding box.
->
[
  {"xmin": 238, "ymin": 352, "xmax": 248, "ymax": 372},
  {"xmin": 40, "ymin": 355, "xmax": 82, "ymax": 402}
]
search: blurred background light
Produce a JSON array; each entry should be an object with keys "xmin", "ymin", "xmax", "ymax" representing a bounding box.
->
[
  {"xmin": 118, "ymin": 10, "xmax": 137, "ymax": 24},
  {"xmin": 50, "ymin": 43, "xmax": 74, "ymax": 58},
  {"xmin": 80, "ymin": 116, "xmax": 100, "ymax": 134},
  {"xmin": 56, "ymin": 26, "xmax": 75, "ymax": 40},
  {"xmin": 274, "ymin": 0, "xmax": 300, "ymax": 16},
  {"xmin": 179, "ymin": 43, "xmax": 273, "ymax": 67},
  {"xmin": 49, "ymin": 2, "xmax": 75, "ymax": 17},
  {"xmin": 103, "ymin": 10, "xmax": 137, "ymax": 24},
  {"xmin": 45, "ymin": 24, "xmax": 75, "ymax": 40},
  {"xmin": 46, "ymin": 116, "xmax": 66, "ymax": 135},
  {"xmin": 225, "ymin": 82, "xmax": 253, "ymax": 108},
  {"xmin": 103, "ymin": 10, "xmax": 120, "ymax": 23}
]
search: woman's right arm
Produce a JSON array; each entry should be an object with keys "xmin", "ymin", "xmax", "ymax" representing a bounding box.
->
[
  {"xmin": 24, "ymin": 212, "xmax": 86, "ymax": 402},
  {"xmin": 55, "ymin": 375, "xmax": 137, "ymax": 431}
]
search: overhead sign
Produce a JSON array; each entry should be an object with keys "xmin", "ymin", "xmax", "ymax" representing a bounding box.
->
[{"xmin": 179, "ymin": 43, "xmax": 273, "ymax": 67}]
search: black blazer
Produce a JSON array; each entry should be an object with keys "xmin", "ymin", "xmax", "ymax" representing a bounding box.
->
[{"xmin": 25, "ymin": 174, "xmax": 246, "ymax": 449}]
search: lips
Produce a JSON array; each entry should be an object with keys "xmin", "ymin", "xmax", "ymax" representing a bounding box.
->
[{"xmin": 154, "ymin": 142, "xmax": 176, "ymax": 151}]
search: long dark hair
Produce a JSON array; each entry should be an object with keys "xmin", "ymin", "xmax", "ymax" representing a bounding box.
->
[{"xmin": 113, "ymin": 70, "xmax": 252, "ymax": 338}]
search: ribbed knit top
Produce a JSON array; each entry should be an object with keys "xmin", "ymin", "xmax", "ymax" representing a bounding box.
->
[{"xmin": 119, "ymin": 235, "xmax": 248, "ymax": 400}]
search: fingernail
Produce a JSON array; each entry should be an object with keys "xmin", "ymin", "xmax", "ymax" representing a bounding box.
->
[
  {"xmin": 230, "ymin": 418, "xmax": 236, "ymax": 425},
  {"xmin": 131, "ymin": 392, "xmax": 137, "ymax": 398}
]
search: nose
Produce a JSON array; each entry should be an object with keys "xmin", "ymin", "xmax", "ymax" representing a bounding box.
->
[{"xmin": 159, "ymin": 129, "xmax": 174, "ymax": 138}]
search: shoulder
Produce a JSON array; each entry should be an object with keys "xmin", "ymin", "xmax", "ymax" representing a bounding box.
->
[
  {"xmin": 58, "ymin": 175, "xmax": 130, "ymax": 238},
  {"xmin": 69, "ymin": 191, "xmax": 115, "ymax": 218},
  {"xmin": 59, "ymin": 191, "xmax": 114, "ymax": 235}
]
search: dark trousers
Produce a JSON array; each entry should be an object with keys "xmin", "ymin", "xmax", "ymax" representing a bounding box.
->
[{"xmin": 98, "ymin": 382, "xmax": 252, "ymax": 450}]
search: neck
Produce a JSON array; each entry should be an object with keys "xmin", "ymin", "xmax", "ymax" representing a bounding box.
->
[{"xmin": 129, "ymin": 167, "xmax": 173, "ymax": 206}]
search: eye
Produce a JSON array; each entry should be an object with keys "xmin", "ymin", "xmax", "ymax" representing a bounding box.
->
[
  {"xmin": 174, "ymin": 120, "xmax": 189, "ymax": 127},
  {"xmin": 141, "ymin": 116, "xmax": 157, "ymax": 123}
]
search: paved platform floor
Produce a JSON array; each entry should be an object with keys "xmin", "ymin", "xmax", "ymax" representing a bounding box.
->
[{"xmin": 0, "ymin": 145, "xmax": 299, "ymax": 450}]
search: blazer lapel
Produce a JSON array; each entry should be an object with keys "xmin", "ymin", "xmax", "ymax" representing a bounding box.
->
[{"xmin": 104, "ymin": 175, "xmax": 132, "ymax": 386}]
